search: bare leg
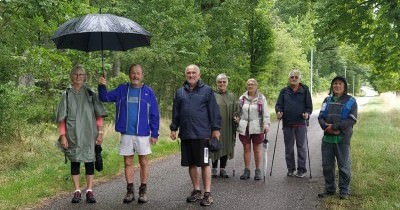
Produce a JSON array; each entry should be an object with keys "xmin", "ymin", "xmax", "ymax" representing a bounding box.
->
[
  {"xmin": 253, "ymin": 143, "xmax": 262, "ymax": 169},
  {"xmin": 189, "ymin": 166, "xmax": 200, "ymax": 190},
  {"xmin": 124, "ymin": 155, "xmax": 134, "ymax": 183},
  {"xmin": 202, "ymin": 165, "xmax": 211, "ymax": 192},
  {"xmin": 138, "ymin": 155, "xmax": 148, "ymax": 184},
  {"xmin": 243, "ymin": 144, "xmax": 252, "ymax": 169},
  {"xmin": 72, "ymin": 175, "xmax": 80, "ymax": 191},
  {"xmin": 86, "ymin": 175, "xmax": 94, "ymax": 190}
]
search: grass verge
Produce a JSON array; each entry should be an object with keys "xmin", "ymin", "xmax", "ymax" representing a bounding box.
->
[
  {"xmin": 0, "ymin": 120, "xmax": 179, "ymax": 210},
  {"xmin": 321, "ymin": 93, "xmax": 400, "ymax": 209}
]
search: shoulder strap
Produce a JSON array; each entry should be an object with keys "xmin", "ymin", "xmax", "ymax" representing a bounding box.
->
[
  {"xmin": 341, "ymin": 97, "xmax": 356, "ymax": 119},
  {"xmin": 322, "ymin": 96, "xmax": 332, "ymax": 119}
]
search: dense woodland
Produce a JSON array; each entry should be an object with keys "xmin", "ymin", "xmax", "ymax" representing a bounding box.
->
[{"xmin": 0, "ymin": 0, "xmax": 399, "ymax": 142}]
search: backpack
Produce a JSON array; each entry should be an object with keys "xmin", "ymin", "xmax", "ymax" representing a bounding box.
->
[{"xmin": 321, "ymin": 96, "xmax": 356, "ymax": 120}]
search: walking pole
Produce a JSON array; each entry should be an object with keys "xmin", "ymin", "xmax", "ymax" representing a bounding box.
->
[
  {"xmin": 305, "ymin": 119, "xmax": 312, "ymax": 179},
  {"xmin": 233, "ymin": 132, "xmax": 237, "ymax": 177},
  {"xmin": 269, "ymin": 119, "xmax": 281, "ymax": 176}
]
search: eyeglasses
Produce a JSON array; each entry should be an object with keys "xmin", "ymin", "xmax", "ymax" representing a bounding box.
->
[
  {"xmin": 217, "ymin": 81, "xmax": 227, "ymax": 84},
  {"xmin": 290, "ymin": 76, "xmax": 299, "ymax": 79},
  {"xmin": 73, "ymin": 73, "xmax": 86, "ymax": 77}
]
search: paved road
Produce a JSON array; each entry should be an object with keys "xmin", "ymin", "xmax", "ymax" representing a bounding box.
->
[{"xmin": 35, "ymin": 113, "xmax": 326, "ymax": 210}]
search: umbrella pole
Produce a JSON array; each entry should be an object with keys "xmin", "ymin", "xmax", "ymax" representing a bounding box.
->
[{"xmin": 101, "ymin": 32, "xmax": 104, "ymax": 76}]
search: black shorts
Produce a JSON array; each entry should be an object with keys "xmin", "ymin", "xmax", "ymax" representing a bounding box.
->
[{"xmin": 181, "ymin": 139, "xmax": 209, "ymax": 167}]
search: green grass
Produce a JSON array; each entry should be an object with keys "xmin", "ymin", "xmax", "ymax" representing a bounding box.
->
[
  {"xmin": 321, "ymin": 96, "xmax": 400, "ymax": 210},
  {"xmin": 0, "ymin": 122, "xmax": 179, "ymax": 210}
]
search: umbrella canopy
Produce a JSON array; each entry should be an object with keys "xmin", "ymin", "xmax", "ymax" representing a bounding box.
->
[
  {"xmin": 52, "ymin": 13, "xmax": 151, "ymax": 52},
  {"xmin": 51, "ymin": 13, "xmax": 151, "ymax": 73}
]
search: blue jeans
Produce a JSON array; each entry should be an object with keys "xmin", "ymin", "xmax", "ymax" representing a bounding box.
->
[
  {"xmin": 321, "ymin": 142, "xmax": 351, "ymax": 195},
  {"xmin": 283, "ymin": 126, "xmax": 308, "ymax": 173}
]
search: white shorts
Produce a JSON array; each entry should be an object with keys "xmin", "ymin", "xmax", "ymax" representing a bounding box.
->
[{"xmin": 119, "ymin": 135, "xmax": 152, "ymax": 156}]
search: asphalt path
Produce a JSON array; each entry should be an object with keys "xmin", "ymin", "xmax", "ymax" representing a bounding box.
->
[{"xmin": 36, "ymin": 112, "xmax": 327, "ymax": 210}]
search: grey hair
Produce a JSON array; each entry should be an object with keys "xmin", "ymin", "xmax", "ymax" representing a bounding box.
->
[
  {"xmin": 216, "ymin": 73, "xmax": 228, "ymax": 83},
  {"xmin": 185, "ymin": 64, "xmax": 200, "ymax": 73},
  {"xmin": 70, "ymin": 64, "xmax": 86, "ymax": 82},
  {"xmin": 288, "ymin": 68, "xmax": 301, "ymax": 79},
  {"xmin": 247, "ymin": 78, "xmax": 258, "ymax": 86}
]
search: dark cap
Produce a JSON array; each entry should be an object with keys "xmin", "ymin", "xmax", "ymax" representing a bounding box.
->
[{"xmin": 329, "ymin": 76, "xmax": 348, "ymax": 95}]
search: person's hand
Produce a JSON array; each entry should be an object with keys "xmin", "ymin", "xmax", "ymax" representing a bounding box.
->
[
  {"xmin": 302, "ymin": 112, "xmax": 309, "ymax": 120},
  {"xmin": 211, "ymin": 130, "xmax": 221, "ymax": 140},
  {"xmin": 96, "ymin": 133, "xmax": 103, "ymax": 145},
  {"xmin": 150, "ymin": 137, "xmax": 157, "ymax": 145},
  {"xmin": 170, "ymin": 131, "xmax": 177, "ymax": 140},
  {"xmin": 60, "ymin": 135, "xmax": 68, "ymax": 149},
  {"xmin": 325, "ymin": 124, "xmax": 340, "ymax": 135},
  {"xmin": 263, "ymin": 125, "xmax": 270, "ymax": 133},
  {"xmin": 277, "ymin": 112, "xmax": 283, "ymax": 120},
  {"xmin": 99, "ymin": 76, "xmax": 107, "ymax": 85}
]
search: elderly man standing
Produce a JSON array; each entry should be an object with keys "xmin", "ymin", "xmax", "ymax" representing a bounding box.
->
[
  {"xmin": 98, "ymin": 64, "xmax": 160, "ymax": 204},
  {"xmin": 170, "ymin": 64, "xmax": 221, "ymax": 206},
  {"xmin": 275, "ymin": 69, "xmax": 313, "ymax": 178}
]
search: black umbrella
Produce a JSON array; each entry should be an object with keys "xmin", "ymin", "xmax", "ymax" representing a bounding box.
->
[{"xmin": 51, "ymin": 13, "xmax": 151, "ymax": 73}]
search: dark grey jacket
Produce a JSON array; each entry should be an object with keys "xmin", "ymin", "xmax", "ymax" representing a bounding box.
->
[
  {"xmin": 275, "ymin": 84, "xmax": 313, "ymax": 127},
  {"xmin": 170, "ymin": 80, "xmax": 221, "ymax": 140}
]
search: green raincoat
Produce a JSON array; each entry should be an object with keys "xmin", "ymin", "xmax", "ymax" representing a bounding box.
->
[
  {"xmin": 211, "ymin": 91, "xmax": 237, "ymax": 161},
  {"xmin": 56, "ymin": 86, "xmax": 107, "ymax": 162}
]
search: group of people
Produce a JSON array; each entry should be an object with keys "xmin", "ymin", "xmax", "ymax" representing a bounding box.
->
[{"xmin": 56, "ymin": 63, "xmax": 357, "ymax": 206}]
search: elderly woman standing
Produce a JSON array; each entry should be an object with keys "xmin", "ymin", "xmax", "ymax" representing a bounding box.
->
[
  {"xmin": 236, "ymin": 78, "xmax": 270, "ymax": 180},
  {"xmin": 56, "ymin": 65, "xmax": 107, "ymax": 203},
  {"xmin": 211, "ymin": 73, "xmax": 237, "ymax": 178}
]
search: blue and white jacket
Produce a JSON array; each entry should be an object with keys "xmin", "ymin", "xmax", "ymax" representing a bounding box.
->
[{"xmin": 98, "ymin": 83, "xmax": 160, "ymax": 138}]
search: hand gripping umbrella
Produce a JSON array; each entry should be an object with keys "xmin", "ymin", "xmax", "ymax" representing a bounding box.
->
[
  {"xmin": 262, "ymin": 133, "xmax": 269, "ymax": 182},
  {"xmin": 51, "ymin": 13, "xmax": 151, "ymax": 74}
]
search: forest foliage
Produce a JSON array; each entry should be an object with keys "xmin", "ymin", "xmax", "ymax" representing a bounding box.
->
[{"xmin": 0, "ymin": 0, "xmax": 398, "ymax": 142}]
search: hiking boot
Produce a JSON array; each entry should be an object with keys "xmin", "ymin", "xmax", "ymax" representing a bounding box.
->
[
  {"xmin": 287, "ymin": 171, "xmax": 295, "ymax": 177},
  {"xmin": 240, "ymin": 168, "xmax": 250, "ymax": 180},
  {"xmin": 186, "ymin": 189, "xmax": 202, "ymax": 202},
  {"xmin": 254, "ymin": 169, "xmax": 262, "ymax": 180},
  {"xmin": 71, "ymin": 190, "xmax": 81, "ymax": 203},
  {"xmin": 200, "ymin": 192, "xmax": 213, "ymax": 206},
  {"xmin": 212, "ymin": 168, "xmax": 218, "ymax": 178},
  {"xmin": 339, "ymin": 193, "xmax": 349, "ymax": 200},
  {"xmin": 219, "ymin": 169, "xmax": 229, "ymax": 178},
  {"xmin": 295, "ymin": 171, "xmax": 306, "ymax": 178},
  {"xmin": 318, "ymin": 191, "xmax": 335, "ymax": 198},
  {"xmin": 86, "ymin": 190, "xmax": 96, "ymax": 203},
  {"xmin": 123, "ymin": 183, "xmax": 135, "ymax": 203},
  {"xmin": 138, "ymin": 185, "xmax": 148, "ymax": 204}
]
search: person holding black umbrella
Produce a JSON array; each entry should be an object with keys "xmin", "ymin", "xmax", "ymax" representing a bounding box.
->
[
  {"xmin": 98, "ymin": 64, "xmax": 160, "ymax": 204},
  {"xmin": 56, "ymin": 65, "xmax": 107, "ymax": 204}
]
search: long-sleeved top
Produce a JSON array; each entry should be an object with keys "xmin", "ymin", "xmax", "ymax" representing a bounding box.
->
[
  {"xmin": 170, "ymin": 80, "xmax": 221, "ymax": 140},
  {"xmin": 275, "ymin": 84, "xmax": 313, "ymax": 127},
  {"xmin": 237, "ymin": 91, "xmax": 270, "ymax": 135},
  {"xmin": 98, "ymin": 83, "xmax": 160, "ymax": 138}
]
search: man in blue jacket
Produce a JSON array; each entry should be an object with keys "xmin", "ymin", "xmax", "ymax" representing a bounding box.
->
[
  {"xmin": 98, "ymin": 64, "xmax": 160, "ymax": 204},
  {"xmin": 170, "ymin": 64, "xmax": 221, "ymax": 206},
  {"xmin": 275, "ymin": 69, "xmax": 313, "ymax": 178}
]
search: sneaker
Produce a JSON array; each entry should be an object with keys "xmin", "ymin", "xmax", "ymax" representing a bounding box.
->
[
  {"xmin": 240, "ymin": 168, "xmax": 250, "ymax": 180},
  {"xmin": 187, "ymin": 190, "xmax": 202, "ymax": 202},
  {"xmin": 318, "ymin": 191, "xmax": 335, "ymax": 198},
  {"xmin": 138, "ymin": 185, "xmax": 148, "ymax": 203},
  {"xmin": 339, "ymin": 193, "xmax": 349, "ymax": 200},
  {"xmin": 212, "ymin": 168, "xmax": 218, "ymax": 178},
  {"xmin": 254, "ymin": 169, "xmax": 262, "ymax": 180},
  {"xmin": 200, "ymin": 192, "xmax": 213, "ymax": 206},
  {"xmin": 86, "ymin": 190, "xmax": 96, "ymax": 203},
  {"xmin": 219, "ymin": 169, "xmax": 229, "ymax": 178},
  {"xmin": 295, "ymin": 171, "xmax": 306, "ymax": 178},
  {"xmin": 287, "ymin": 171, "xmax": 295, "ymax": 177},
  {"xmin": 71, "ymin": 190, "xmax": 81, "ymax": 203}
]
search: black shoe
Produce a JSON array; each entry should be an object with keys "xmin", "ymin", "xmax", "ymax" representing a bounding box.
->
[
  {"xmin": 186, "ymin": 190, "xmax": 202, "ymax": 202},
  {"xmin": 220, "ymin": 169, "xmax": 229, "ymax": 178},
  {"xmin": 254, "ymin": 169, "xmax": 262, "ymax": 180},
  {"xmin": 200, "ymin": 192, "xmax": 213, "ymax": 206},
  {"xmin": 318, "ymin": 191, "xmax": 335, "ymax": 198},
  {"xmin": 240, "ymin": 168, "xmax": 250, "ymax": 180},
  {"xmin": 339, "ymin": 193, "xmax": 349, "ymax": 200},
  {"xmin": 86, "ymin": 191, "xmax": 96, "ymax": 203},
  {"xmin": 71, "ymin": 191, "xmax": 81, "ymax": 203},
  {"xmin": 138, "ymin": 185, "xmax": 148, "ymax": 203}
]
